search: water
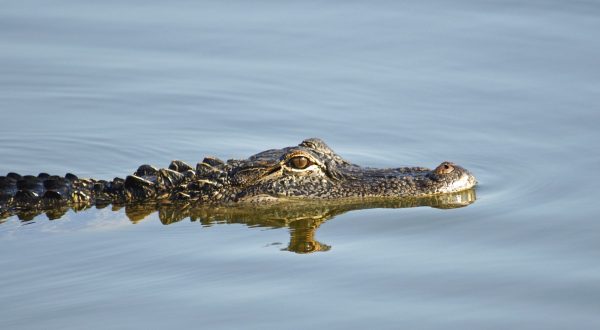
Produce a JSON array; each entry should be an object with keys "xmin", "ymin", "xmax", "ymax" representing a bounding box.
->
[{"xmin": 1, "ymin": 0, "xmax": 599, "ymax": 329}]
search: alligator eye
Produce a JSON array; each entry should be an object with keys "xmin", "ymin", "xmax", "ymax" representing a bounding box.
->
[
  {"xmin": 435, "ymin": 163, "xmax": 455, "ymax": 174},
  {"xmin": 288, "ymin": 156, "xmax": 312, "ymax": 170}
]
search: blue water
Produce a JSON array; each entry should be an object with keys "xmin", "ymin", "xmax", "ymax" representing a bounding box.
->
[{"xmin": 1, "ymin": 1, "xmax": 600, "ymax": 329}]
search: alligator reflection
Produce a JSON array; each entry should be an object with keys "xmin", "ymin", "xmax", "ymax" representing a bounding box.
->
[{"xmin": 3, "ymin": 189, "xmax": 476, "ymax": 254}]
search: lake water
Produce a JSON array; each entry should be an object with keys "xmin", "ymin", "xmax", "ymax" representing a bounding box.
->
[{"xmin": 1, "ymin": 1, "xmax": 599, "ymax": 329}]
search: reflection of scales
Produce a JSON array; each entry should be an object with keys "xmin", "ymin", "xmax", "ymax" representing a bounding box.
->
[{"xmin": 6, "ymin": 189, "xmax": 475, "ymax": 254}]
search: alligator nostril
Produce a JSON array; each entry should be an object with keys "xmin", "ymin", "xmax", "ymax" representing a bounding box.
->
[{"xmin": 435, "ymin": 162, "xmax": 455, "ymax": 174}]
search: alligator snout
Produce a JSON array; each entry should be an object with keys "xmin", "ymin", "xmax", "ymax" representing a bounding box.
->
[{"xmin": 426, "ymin": 162, "xmax": 476, "ymax": 194}]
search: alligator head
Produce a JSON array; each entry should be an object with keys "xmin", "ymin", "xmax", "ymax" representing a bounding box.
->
[{"xmin": 193, "ymin": 138, "xmax": 477, "ymax": 203}]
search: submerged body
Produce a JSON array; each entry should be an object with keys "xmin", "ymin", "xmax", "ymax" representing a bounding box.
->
[{"xmin": 0, "ymin": 138, "xmax": 476, "ymax": 218}]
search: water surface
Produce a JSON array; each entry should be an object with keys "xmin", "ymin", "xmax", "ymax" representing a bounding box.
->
[{"xmin": 1, "ymin": 1, "xmax": 600, "ymax": 329}]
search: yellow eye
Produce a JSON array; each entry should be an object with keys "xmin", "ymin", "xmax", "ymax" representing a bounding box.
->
[{"xmin": 288, "ymin": 156, "xmax": 312, "ymax": 169}]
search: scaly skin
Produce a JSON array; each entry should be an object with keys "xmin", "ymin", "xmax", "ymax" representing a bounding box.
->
[{"xmin": 0, "ymin": 138, "xmax": 477, "ymax": 220}]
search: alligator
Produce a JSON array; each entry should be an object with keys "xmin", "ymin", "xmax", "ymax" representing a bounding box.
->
[{"xmin": 0, "ymin": 138, "xmax": 477, "ymax": 221}]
